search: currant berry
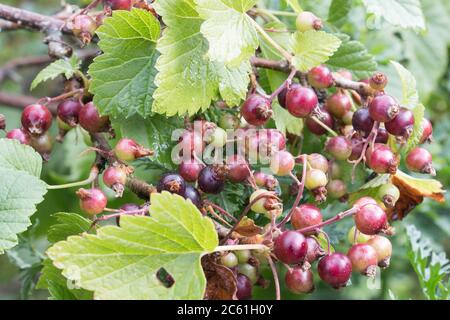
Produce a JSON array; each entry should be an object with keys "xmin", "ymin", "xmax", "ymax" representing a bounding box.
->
[
  {"xmin": 347, "ymin": 243, "xmax": 378, "ymax": 277},
  {"xmin": 265, "ymin": 129, "xmax": 287, "ymax": 150},
  {"xmin": 349, "ymin": 137, "xmax": 363, "ymax": 161},
  {"xmin": 419, "ymin": 118, "xmax": 433, "ymax": 144},
  {"xmin": 72, "ymin": 15, "xmax": 97, "ymax": 42},
  {"xmin": 307, "ymin": 65, "xmax": 333, "ymax": 89},
  {"xmin": 286, "ymin": 84, "xmax": 318, "ymax": 118},
  {"xmin": 277, "ymin": 87, "xmax": 288, "ymax": 108},
  {"xmin": 296, "ymin": 11, "xmax": 322, "ymax": 32},
  {"xmin": 285, "ymin": 267, "xmax": 315, "ymax": 294},
  {"xmin": 406, "ymin": 147, "xmax": 435, "ymax": 175},
  {"xmin": 240, "ymin": 94, "xmax": 272, "ymax": 126},
  {"xmin": 385, "ymin": 107, "xmax": 415, "ymax": 138},
  {"xmin": 236, "ymin": 274, "xmax": 252, "ymax": 300},
  {"xmin": 325, "ymin": 136, "xmax": 352, "ymax": 160},
  {"xmin": 305, "ymin": 237, "xmax": 325, "ymax": 263},
  {"xmin": 377, "ymin": 183, "xmax": 400, "ymax": 208},
  {"xmin": 254, "ymin": 172, "xmax": 268, "ymax": 187},
  {"xmin": 352, "ymin": 108, "xmax": 374, "ymax": 137},
  {"xmin": 273, "ymin": 230, "xmax": 308, "ymax": 265},
  {"xmin": 270, "ymin": 150, "xmax": 295, "ymax": 176},
  {"xmin": 329, "ymin": 161, "xmax": 341, "ymax": 179},
  {"xmin": 79, "ymin": 102, "xmax": 110, "ymax": 133},
  {"xmin": 156, "ymin": 173, "xmax": 186, "ymax": 196},
  {"xmin": 226, "ymin": 155, "xmax": 250, "ymax": 182},
  {"xmin": 305, "ymin": 109, "xmax": 334, "ymax": 136},
  {"xmin": 103, "ymin": 166, "xmax": 127, "ymax": 196},
  {"xmin": 369, "ymin": 94, "xmax": 399, "ymax": 122},
  {"xmin": 305, "ymin": 169, "xmax": 328, "ymax": 190},
  {"xmin": 220, "ymin": 252, "xmax": 238, "ymax": 268},
  {"xmin": 375, "ymin": 127, "xmax": 389, "ymax": 144},
  {"xmin": 347, "ymin": 226, "xmax": 372, "ymax": 245},
  {"xmin": 318, "ymin": 253, "xmax": 352, "ymax": 289},
  {"xmin": 365, "ymin": 143, "xmax": 398, "ymax": 174},
  {"xmin": 353, "ymin": 196, "xmax": 377, "ymax": 208},
  {"xmin": 56, "ymin": 100, "xmax": 82, "ymax": 127},
  {"xmin": 306, "ymin": 153, "xmax": 329, "ymax": 173},
  {"xmin": 76, "ymin": 188, "xmax": 107, "ymax": 215},
  {"xmin": 354, "ymin": 203, "xmax": 387, "ymax": 235},
  {"xmin": 219, "ymin": 113, "xmax": 239, "ymax": 130},
  {"xmin": 337, "ymin": 69, "xmax": 353, "ymax": 80},
  {"xmin": 182, "ymin": 185, "xmax": 202, "ymax": 208},
  {"xmin": 326, "ymin": 92, "xmax": 352, "ymax": 118},
  {"xmin": 291, "ymin": 204, "xmax": 323, "ymax": 236},
  {"xmin": 104, "ymin": 0, "xmax": 133, "ymax": 10},
  {"xmin": 198, "ymin": 165, "xmax": 226, "ymax": 194},
  {"xmin": 367, "ymin": 235, "xmax": 392, "ymax": 268},
  {"xmin": 21, "ymin": 104, "xmax": 53, "ymax": 135},
  {"xmin": 30, "ymin": 132, "xmax": 53, "ymax": 159},
  {"xmin": 249, "ymin": 189, "xmax": 280, "ymax": 218},
  {"xmin": 179, "ymin": 158, "xmax": 205, "ymax": 182},
  {"xmin": 369, "ymin": 72, "xmax": 388, "ymax": 91},
  {"xmin": 114, "ymin": 138, "xmax": 152, "ymax": 161},
  {"xmin": 238, "ymin": 263, "xmax": 258, "ymax": 284},
  {"xmin": 179, "ymin": 130, "xmax": 205, "ymax": 155},
  {"xmin": 208, "ymin": 127, "xmax": 227, "ymax": 147},
  {"xmin": 327, "ymin": 180, "xmax": 347, "ymax": 199},
  {"xmin": 235, "ymin": 249, "xmax": 251, "ymax": 264},
  {"xmin": 6, "ymin": 128, "xmax": 31, "ymax": 145}
]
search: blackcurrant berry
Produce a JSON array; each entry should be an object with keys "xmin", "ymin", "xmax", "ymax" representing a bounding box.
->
[
  {"xmin": 326, "ymin": 92, "xmax": 352, "ymax": 118},
  {"xmin": 285, "ymin": 267, "xmax": 315, "ymax": 294},
  {"xmin": 273, "ymin": 230, "xmax": 308, "ymax": 265},
  {"xmin": 327, "ymin": 180, "xmax": 347, "ymax": 199},
  {"xmin": 226, "ymin": 155, "xmax": 250, "ymax": 182},
  {"xmin": 385, "ymin": 107, "xmax": 415, "ymax": 139},
  {"xmin": 365, "ymin": 143, "xmax": 398, "ymax": 174},
  {"xmin": 6, "ymin": 128, "xmax": 31, "ymax": 145},
  {"xmin": 353, "ymin": 196, "xmax": 377, "ymax": 208},
  {"xmin": 197, "ymin": 165, "xmax": 226, "ymax": 194},
  {"xmin": 296, "ymin": 11, "xmax": 322, "ymax": 32},
  {"xmin": 349, "ymin": 137, "xmax": 363, "ymax": 161},
  {"xmin": 305, "ymin": 109, "xmax": 334, "ymax": 136},
  {"xmin": 156, "ymin": 173, "xmax": 186, "ymax": 196},
  {"xmin": 354, "ymin": 203, "xmax": 387, "ymax": 235},
  {"xmin": 367, "ymin": 235, "xmax": 392, "ymax": 268},
  {"xmin": 21, "ymin": 104, "xmax": 53, "ymax": 135},
  {"xmin": 76, "ymin": 188, "xmax": 107, "ymax": 215},
  {"xmin": 286, "ymin": 84, "xmax": 318, "ymax": 118},
  {"xmin": 240, "ymin": 94, "xmax": 272, "ymax": 126},
  {"xmin": 104, "ymin": 0, "xmax": 133, "ymax": 10},
  {"xmin": 318, "ymin": 253, "xmax": 352, "ymax": 289},
  {"xmin": 305, "ymin": 237, "xmax": 325, "ymax": 263},
  {"xmin": 291, "ymin": 204, "xmax": 323, "ymax": 235},
  {"xmin": 249, "ymin": 189, "xmax": 281, "ymax": 218},
  {"xmin": 306, "ymin": 153, "xmax": 329, "ymax": 172},
  {"xmin": 79, "ymin": 102, "xmax": 110, "ymax": 133},
  {"xmin": 325, "ymin": 136, "xmax": 352, "ymax": 160},
  {"xmin": 270, "ymin": 150, "xmax": 295, "ymax": 176},
  {"xmin": 369, "ymin": 72, "xmax": 388, "ymax": 91},
  {"xmin": 220, "ymin": 252, "xmax": 238, "ymax": 268},
  {"xmin": 307, "ymin": 65, "xmax": 333, "ymax": 89},
  {"xmin": 352, "ymin": 108, "xmax": 374, "ymax": 137},
  {"xmin": 236, "ymin": 274, "xmax": 252, "ymax": 300},
  {"xmin": 207, "ymin": 127, "xmax": 227, "ymax": 147},
  {"xmin": 30, "ymin": 132, "xmax": 53, "ymax": 159},
  {"xmin": 114, "ymin": 138, "xmax": 152, "ymax": 161},
  {"xmin": 406, "ymin": 147, "xmax": 435, "ymax": 175},
  {"xmin": 57, "ymin": 100, "xmax": 82, "ymax": 127},
  {"xmin": 347, "ymin": 243, "xmax": 378, "ymax": 277},
  {"xmin": 342, "ymin": 111, "xmax": 354, "ymax": 126},
  {"xmin": 337, "ymin": 69, "xmax": 353, "ymax": 80},
  {"xmin": 375, "ymin": 127, "xmax": 389, "ymax": 144},
  {"xmin": 419, "ymin": 118, "xmax": 433, "ymax": 144},
  {"xmin": 235, "ymin": 249, "xmax": 251, "ymax": 264},
  {"xmin": 377, "ymin": 183, "xmax": 400, "ymax": 208},
  {"xmin": 182, "ymin": 185, "xmax": 202, "ymax": 208},
  {"xmin": 179, "ymin": 158, "xmax": 205, "ymax": 182},
  {"xmin": 369, "ymin": 94, "xmax": 399, "ymax": 122},
  {"xmin": 329, "ymin": 161, "xmax": 341, "ymax": 179}
]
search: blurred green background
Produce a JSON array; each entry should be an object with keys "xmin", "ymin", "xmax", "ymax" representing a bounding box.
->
[{"xmin": 0, "ymin": 0, "xmax": 449, "ymax": 300}]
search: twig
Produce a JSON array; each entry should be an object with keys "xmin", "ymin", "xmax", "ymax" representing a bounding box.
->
[{"xmin": 267, "ymin": 255, "xmax": 281, "ymax": 300}]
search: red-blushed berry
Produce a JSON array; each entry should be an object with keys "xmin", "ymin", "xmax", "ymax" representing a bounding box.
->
[
  {"xmin": 367, "ymin": 235, "xmax": 392, "ymax": 268},
  {"xmin": 325, "ymin": 136, "xmax": 352, "ymax": 160},
  {"xmin": 277, "ymin": 87, "xmax": 288, "ymax": 109},
  {"xmin": 305, "ymin": 109, "xmax": 334, "ymax": 136},
  {"xmin": 285, "ymin": 267, "xmax": 315, "ymax": 294},
  {"xmin": 6, "ymin": 128, "xmax": 31, "ymax": 145},
  {"xmin": 182, "ymin": 185, "xmax": 202, "ymax": 208},
  {"xmin": 353, "ymin": 196, "xmax": 377, "ymax": 208},
  {"xmin": 240, "ymin": 94, "xmax": 272, "ymax": 126},
  {"xmin": 179, "ymin": 130, "xmax": 205, "ymax": 156},
  {"xmin": 236, "ymin": 274, "xmax": 252, "ymax": 300},
  {"xmin": 114, "ymin": 138, "xmax": 152, "ymax": 161},
  {"xmin": 79, "ymin": 102, "xmax": 110, "ymax": 133},
  {"xmin": 286, "ymin": 84, "xmax": 318, "ymax": 118},
  {"xmin": 226, "ymin": 154, "xmax": 250, "ymax": 182},
  {"xmin": 365, "ymin": 143, "xmax": 398, "ymax": 174},
  {"xmin": 220, "ymin": 252, "xmax": 238, "ymax": 268},
  {"xmin": 385, "ymin": 107, "xmax": 415, "ymax": 139},
  {"xmin": 318, "ymin": 253, "xmax": 352, "ymax": 289},
  {"xmin": 116, "ymin": 203, "xmax": 141, "ymax": 226},
  {"xmin": 349, "ymin": 136, "xmax": 363, "ymax": 161},
  {"xmin": 305, "ymin": 169, "xmax": 328, "ymax": 190},
  {"xmin": 305, "ymin": 237, "xmax": 326, "ymax": 263},
  {"xmin": 72, "ymin": 15, "xmax": 97, "ymax": 43},
  {"xmin": 219, "ymin": 113, "xmax": 239, "ymax": 130},
  {"xmin": 377, "ymin": 183, "xmax": 400, "ymax": 208},
  {"xmin": 30, "ymin": 132, "xmax": 53, "ymax": 160},
  {"xmin": 354, "ymin": 203, "xmax": 387, "ymax": 235},
  {"xmin": 369, "ymin": 94, "xmax": 399, "ymax": 122},
  {"xmin": 103, "ymin": 166, "xmax": 128, "ymax": 196},
  {"xmin": 306, "ymin": 153, "xmax": 329, "ymax": 173},
  {"xmin": 265, "ymin": 129, "xmax": 287, "ymax": 150},
  {"xmin": 347, "ymin": 243, "xmax": 378, "ymax": 277},
  {"xmin": 296, "ymin": 11, "xmax": 322, "ymax": 32},
  {"xmin": 104, "ymin": 0, "xmax": 133, "ymax": 10},
  {"xmin": 342, "ymin": 111, "xmax": 354, "ymax": 125},
  {"xmin": 207, "ymin": 127, "xmax": 227, "ymax": 148},
  {"xmin": 307, "ymin": 65, "xmax": 333, "ymax": 89},
  {"xmin": 178, "ymin": 158, "xmax": 205, "ymax": 182},
  {"xmin": 327, "ymin": 180, "xmax": 347, "ymax": 199},
  {"xmin": 352, "ymin": 108, "xmax": 374, "ymax": 137},
  {"xmin": 253, "ymin": 172, "xmax": 278, "ymax": 191},
  {"xmin": 198, "ymin": 165, "xmax": 226, "ymax": 194},
  {"xmin": 406, "ymin": 147, "xmax": 435, "ymax": 175},
  {"xmin": 250, "ymin": 189, "xmax": 281, "ymax": 218},
  {"xmin": 291, "ymin": 204, "xmax": 323, "ymax": 236},
  {"xmin": 273, "ymin": 230, "xmax": 308, "ymax": 265},
  {"xmin": 326, "ymin": 92, "xmax": 352, "ymax": 118},
  {"xmin": 76, "ymin": 188, "xmax": 107, "ymax": 216},
  {"xmin": 375, "ymin": 127, "xmax": 389, "ymax": 144},
  {"xmin": 57, "ymin": 100, "xmax": 82, "ymax": 127},
  {"xmin": 419, "ymin": 118, "xmax": 433, "ymax": 144},
  {"xmin": 347, "ymin": 226, "xmax": 372, "ymax": 245},
  {"xmin": 369, "ymin": 72, "xmax": 388, "ymax": 91},
  {"xmin": 270, "ymin": 150, "xmax": 295, "ymax": 176},
  {"xmin": 21, "ymin": 104, "xmax": 53, "ymax": 135},
  {"xmin": 157, "ymin": 173, "xmax": 186, "ymax": 196}
]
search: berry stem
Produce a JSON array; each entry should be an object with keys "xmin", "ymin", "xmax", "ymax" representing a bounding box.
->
[
  {"xmin": 269, "ymin": 68, "xmax": 297, "ymax": 101},
  {"xmin": 252, "ymin": 8, "xmax": 282, "ymax": 22},
  {"xmin": 212, "ymin": 244, "xmax": 268, "ymax": 253},
  {"xmin": 206, "ymin": 205, "xmax": 233, "ymax": 228},
  {"xmin": 255, "ymin": 9, "xmax": 298, "ymax": 17},
  {"xmin": 47, "ymin": 166, "xmax": 98, "ymax": 189},
  {"xmin": 267, "ymin": 255, "xmax": 281, "ymax": 300},
  {"xmin": 310, "ymin": 116, "xmax": 338, "ymax": 137},
  {"xmin": 297, "ymin": 206, "xmax": 358, "ymax": 235},
  {"xmin": 37, "ymin": 88, "xmax": 84, "ymax": 105},
  {"xmin": 205, "ymin": 201, "xmax": 238, "ymax": 222}
]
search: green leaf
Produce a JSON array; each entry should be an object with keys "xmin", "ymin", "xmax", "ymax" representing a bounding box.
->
[
  {"xmin": 88, "ymin": 9, "xmax": 161, "ymax": 118},
  {"xmin": 291, "ymin": 31, "xmax": 341, "ymax": 72},
  {"xmin": 272, "ymin": 103, "xmax": 303, "ymax": 136},
  {"xmin": 195, "ymin": 0, "xmax": 258, "ymax": 66},
  {"xmin": 390, "ymin": 61, "xmax": 419, "ymax": 108},
  {"xmin": 348, "ymin": 174, "xmax": 390, "ymax": 204},
  {"xmin": 46, "ymin": 192, "xmax": 218, "ymax": 299},
  {"xmin": 153, "ymin": 0, "xmax": 250, "ymax": 116},
  {"xmin": 404, "ymin": 104, "xmax": 425, "ymax": 153},
  {"xmin": 0, "ymin": 138, "xmax": 42, "ymax": 177},
  {"xmin": 31, "ymin": 56, "xmax": 80, "ymax": 90},
  {"xmin": 328, "ymin": 0, "xmax": 352, "ymax": 28},
  {"xmin": 0, "ymin": 168, "xmax": 47, "ymax": 253},
  {"xmin": 327, "ymin": 34, "xmax": 378, "ymax": 79},
  {"xmin": 362, "ymin": 0, "xmax": 425, "ymax": 31},
  {"xmin": 48, "ymin": 213, "xmax": 92, "ymax": 244},
  {"xmin": 285, "ymin": 0, "xmax": 302, "ymax": 13}
]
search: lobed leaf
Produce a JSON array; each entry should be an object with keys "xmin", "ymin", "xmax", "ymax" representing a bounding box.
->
[{"xmin": 31, "ymin": 56, "xmax": 80, "ymax": 90}]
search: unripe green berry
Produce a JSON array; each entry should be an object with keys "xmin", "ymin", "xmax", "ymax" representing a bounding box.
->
[
  {"xmin": 305, "ymin": 169, "xmax": 328, "ymax": 190},
  {"xmin": 347, "ymin": 226, "xmax": 372, "ymax": 244},
  {"xmin": 238, "ymin": 263, "xmax": 258, "ymax": 284},
  {"xmin": 220, "ymin": 252, "xmax": 238, "ymax": 268},
  {"xmin": 235, "ymin": 249, "xmax": 252, "ymax": 264},
  {"xmin": 377, "ymin": 183, "xmax": 400, "ymax": 208},
  {"xmin": 296, "ymin": 11, "xmax": 322, "ymax": 32}
]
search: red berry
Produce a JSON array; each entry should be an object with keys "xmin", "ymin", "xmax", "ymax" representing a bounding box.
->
[
  {"xmin": 369, "ymin": 94, "xmax": 399, "ymax": 122},
  {"xmin": 79, "ymin": 102, "xmax": 110, "ymax": 133},
  {"xmin": 353, "ymin": 196, "xmax": 377, "ymax": 209},
  {"xmin": 241, "ymin": 94, "xmax": 272, "ymax": 126},
  {"xmin": 347, "ymin": 243, "xmax": 378, "ymax": 277},
  {"xmin": 325, "ymin": 136, "xmax": 352, "ymax": 160},
  {"xmin": 327, "ymin": 180, "xmax": 347, "ymax": 199},
  {"xmin": 21, "ymin": 104, "xmax": 53, "ymax": 135},
  {"xmin": 76, "ymin": 188, "xmax": 107, "ymax": 215},
  {"xmin": 104, "ymin": 0, "xmax": 133, "ymax": 10},
  {"xmin": 182, "ymin": 185, "xmax": 202, "ymax": 208},
  {"xmin": 114, "ymin": 138, "xmax": 152, "ymax": 161},
  {"xmin": 72, "ymin": 15, "xmax": 97, "ymax": 40},
  {"xmin": 419, "ymin": 118, "xmax": 433, "ymax": 144},
  {"xmin": 338, "ymin": 70, "xmax": 353, "ymax": 80},
  {"xmin": 406, "ymin": 147, "xmax": 435, "ymax": 175},
  {"xmin": 291, "ymin": 204, "xmax": 323, "ymax": 235},
  {"xmin": 385, "ymin": 107, "xmax": 415, "ymax": 138},
  {"xmin": 103, "ymin": 166, "xmax": 127, "ymax": 196},
  {"xmin": 270, "ymin": 150, "xmax": 295, "ymax": 176},
  {"xmin": 318, "ymin": 253, "xmax": 352, "ymax": 289},
  {"xmin": 352, "ymin": 108, "xmax": 374, "ymax": 137},
  {"xmin": 286, "ymin": 85, "xmax": 318, "ymax": 118},
  {"xmin": 226, "ymin": 155, "xmax": 250, "ymax": 182},
  {"xmin": 367, "ymin": 235, "xmax": 392, "ymax": 268},
  {"xmin": 365, "ymin": 143, "xmax": 398, "ymax": 174},
  {"xmin": 306, "ymin": 153, "xmax": 329, "ymax": 172},
  {"xmin": 354, "ymin": 204, "xmax": 387, "ymax": 235},
  {"xmin": 285, "ymin": 267, "xmax": 315, "ymax": 294},
  {"xmin": 305, "ymin": 109, "xmax": 334, "ymax": 136},
  {"xmin": 349, "ymin": 137, "xmax": 364, "ymax": 161},
  {"xmin": 198, "ymin": 166, "xmax": 226, "ymax": 194},
  {"xmin": 157, "ymin": 173, "xmax": 186, "ymax": 196},
  {"xmin": 307, "ymin": 65, "xmax": 333, "ymax": 89},
  {"xmin": 6, "ymin": 128, "xmax": 31, "ymax": 145},
  {"xmin": 305, "ymin": 169, "xmax": 328, "ymax": 190},
  {"xmin": 57, "ymin": 100, "xmax": 83, "ymax": 127},
  {"xmin": 369, "ymin": 72, "xmax": 388, "ymax": 91},
  {"xmin": 326, "ymin": 92, "xmax": 352, "ymax": 118},
  {"xmin": 265, "ymin": 129, "xmax": 287, "ymax": 150},
  {"xmin": 236, "ymin": 274, "xmax": 252, "ymax": 300},
  {"xmin": 274, "ymin": 230, "xmax": 308, "ymax": 265},
  {"xmin": 179, "ymin": 158, "xmax": 205, "ymax": 182},
  {"xmin": 305, "ymin": 237, "xmax": 325, "ymax": 263}
]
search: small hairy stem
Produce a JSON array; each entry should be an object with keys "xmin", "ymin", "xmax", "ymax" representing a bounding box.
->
[
  {"xmin": 205, "ymin": 202, "xmax": 238, "ymax": 222},
  {"xmin": 269, "ymin": 68, "xmax": 297, "ymax": 101},
  {"xmin": 47, "ymin": 166, "xmax": 99, "ymax": 189},
  {"xmin": 311, "ymin": 116, "xmax": 338, "ymax": 137},
  {"xmin": 267, "ymin": 255, "xmax": 281, "ymax": 300},
  {"xmin": 206, "ymin": 206, "xmax": 233, "ymax": 228}
]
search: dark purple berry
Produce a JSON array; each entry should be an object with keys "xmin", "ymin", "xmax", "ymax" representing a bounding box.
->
[
  {"xmin": 156, "ymin": 173, "xmax": 186, "ymax": 196},
  {"xmin": 198, "ymin": 166, "xmax": 226, "ymax": 194}
]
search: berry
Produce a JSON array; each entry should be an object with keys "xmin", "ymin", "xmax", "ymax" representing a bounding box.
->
[
  {"xmin": 235, "ymin": 249, "xmax": 251, "ymax": 264},
  {"xmin": 307, "ymin": 65, "xmax": 333, "ymax": 89},
  {"xmin": 6, "ymin": 128, "xmax": 30, "ymax": 145},
  {"xmin": 305, "ymin": 109, "xmax": 334, "ymax": 136},
  {"xmin": 21, "ymin": 104, "xmax": 52, "ymax": 135},
  {"xmin": 156, "ymin": 173, "xmax": 186, "ymax": 196},
  {"xmin": 342, "ymin": 111, "xmax": 354, "ymax": 125},
  {"xmin": 286, "ymin": 85, "xmax": 318, "ymax": 118},
  {"xmin": 72, "ymin": 15, "xmax": 97, "ymax": 41},
  {"xmin": 30, "ymin": 132, "xmax": 53, "ymax": 159},
  {"xmin": 419, "ymin": 118, "xmax": 433, "ymax": 144},
  {"xmin": 354, "ymin": 203, "xmax": 387, "ymax": 235},
  {"xmin": 220, "ymin": 252, "xmax": 238, "ymax": 268},
  {"xmin": 76, "ymin": 188, "xmax": 107, "ymax": 215},
  {"xmin": 79, "ymin": 102, "xmax": 110, "ymax": 133},
  {"xmin": 179, "ymin": 158, "xmax": 205, "ymax": 182},
  {"xmin": 377, "ymin": 183, "xmax": 400, "ymax": 208},
  {"xmin": 238, "ymin": 263, "xmax": 258, "ymax": 284},
  {"xmin": 306, "ymin": 153, "xmax": 329, "ymax": 173},
  {"xmin": 367, "ymin": 235, "xmax": 392, "ymax": 268},
  {"xmin": 329, "ymin": 161, "xmax": 341, "ymax": 179},
  {"xmin": 249, "ymin": 189, "xmax": 280, "ymax": 217},
  {"xmin": 226, "ymin": 155, "xmax": 250, "ymax": 182},
  {"xmin": 198, "ymin": 166, "xmax": 226, "ymax": 194},
  {"xmin": 291, "ymin": 204, "xmax": 323, "ymax": 235},
  {"xmin": 352, "ymin": 108, "xmax": 374, "ymax": 137},
  {"xmin": 385, "ymin": 107, "xmax": 415, "ymax": 138},
  {"xmin": 102, "ymin": 166, "xmax": 127, "ymax": 196},
  {"xmin": 369, "ymin": 94, "xmax": 399, "ymax": 122},
  {"xmin": 347, "ymin": 244, "xmax": 378, "ymax": 277},
  {"xmin": 273, "ymin": 230, "xmax": 308, "ymax": 265},
  {"xmin": 114, "ymin": 138, "xmax": 152, "ymax": 161},
  {"xmin": 305, "ymin": 169, "xmax": 328, "ymax": 190},
  {"xmin": 325, "ymin": 136, "xmax": 352, "ymax": 160},
  {"xmin": 116, "ymin": 203, "xmax": 141, "ymax": 226},
  {"xmin": 57, "ymin": 100, "xmax": 82, "ymax": 127},
  {"xmin": 349, "ymin": 137, "xmax": 363, "ymax": 161},
  {"xmin": 240, "ymin": 94, "xmax": 272, "ymax": 126},
  {"xmin": 406, "ymin": 147, "xmax": 435, "ymax": 175},
  {"xmin": 305, "ymin": 237, "xmax": 325, "ymax": 263},
  {"xmin": 179, "ymin": 130, "xmax": 205, "ymax": 155},
  {"xmin": 296, "ymin": 11, "xmax": 322, "ymax": 32},
  {"xmin": 369, "ymin": 72, "xmax": 388, "ymax": 91},
  {"xmin": 375, "ymin": 127, "xmax": 389, "ymax": 144},
  {"xmin": 285, "ymin": 268, "xmax": 315, "ymax": 294},
  {"xmin": 208, "ymin": 127, "xmax": 227, "ymax": 147},
  {"xmin": 236, "ymin": 274, "xmax": 252, "ymax": 300},
  {"xmin": 326, "ymin": 92, "xmax": 352, "ymax": 118},
  {"xmin": 265, "ymin": 129, "xmax": 287, "ymax": 150},
  {"xmin": 365, "ymin": 143, "xmax": 398, "ymax": 174},
  {"xmin": 219, "ymin": 113, "xmax": 239, "ymax": 130},
  {"xmin": 182, "ymin": 185, "xmax": 202, "ymax": 208},
  {"xmin": 353, "ymin": 196, "xmax": 377, "ymax": 208},
  {"xmin": 318, "ymin": 253, "xmax": 352, "ymax": 289},
  {"xmin": 277, "ymin": 87, "xmax": 288, "ymax": 108},
  {"xmin": 327, "ymin": 180, "xmax": 347, "ymax": 199},
  {"xmin": 347, "ymin": 226, "xmax": 372, "ymax": 245},
  {"xmin": 270, "ymin": 150, "xmax": 295, "ymax": 176},
  {"xmin": 105, "ymin": 0, "xmax": 133, "ymax": 10}
]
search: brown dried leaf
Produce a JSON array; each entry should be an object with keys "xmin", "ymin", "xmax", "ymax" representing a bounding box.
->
[
  {"xmin": 234, "ymin": 217, "xmax": 263, "ymax": 237},
  {"xmin": 201, "ymin": 255, "xmax": 237, "ymax": 300}
]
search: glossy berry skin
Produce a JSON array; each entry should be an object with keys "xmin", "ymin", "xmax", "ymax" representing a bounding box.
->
[
  {"xmin": 365, "ymin": 143, "xmax": 398, "ymax": 174},
  {"xmin": 326, "ymin": 92, "xmax": 352, "ymax": 118},
  {"xmin": 79, "ymin": 102, "xmax": 110, "ymax": 133},
  {"xmin": 156, "ymin": 173, "xmax": 186, "ymax": 196},
  {"xmin": 277, "ymin": 87, "xmax": 288, "ymax": 109},
  {"xmin": 182, "ymin": 185, "xmax": 202, "ymax": 208},
  {"xmin": 270, "ymin": 150, "xmax": 295, "ymax": 176},
  {"xmin": 420, "ymin": 118, "xmax": 433, "ymax": 144},
  {"xmin": 6, "ymin": 128, "xmax": 31, "ymax": 145},
  {"xmin": 250, "ymin": 189, "xmax": 278, "ymax": 217},
  {"xmin": 342, "ymin": 111, "xmax": 354, "ymax": 125},
  {"xmin": 305, "ymin": 237, "xmax": 325, "ymax": 263},
  {"xmin": 226, "ymin": 155, "xmax": 250, "ymax": 182},
  {"xmin": 349, "ymin": 137, "xmax": 363, "ymax": 161},
  {"xmin": 327, "ymin": 180, "xmax": 347, "ymax": 199},
  {"xmin": 377, "ymin": 183, "xmax": 400, "ymax": 208},
  {"xmin": 305, "ymin": 110, "xmax": 334, "ymax": 136},
  {"xmin": 385, "ymin": 108, "xmax": 415, "ymax": 138},
  {"xmin": 307, "ymin": 65, "xmax": 333, "ymax": 89},
  {"xmin": 375, "ymin": 127, "xmax": 389, "ymax": 144},
  {"xmin": 179, "ymin": 158, "xmax": 205, "ymax": 182},
  {"xmin": 291, "ymin": 204, "xmax": 323, "ymax": 235},
  {"xmin": 30, "ymin": 132, "xmax": 53, "ymax": 158},
  {"xmin": 406, "ymin": 147, "xmax": 435, "ymax": 175},
  {"xmin": 240, "ymin": 94, "xmax": 272, "ymax": 126},
  {"xmin": 285, "ymin": 268, "xmax": 315, "ymax": 294},
  {"xmin": 325, "ymin": 136, "xmax": 352, "ymax": 160},
  {"xmin": 103, "ymin": 166, "xmax": 127, "ymax": 188},
  {"xmin": 286, "ymin": 85, "xmax": 318, "ymax": 118},
  {"xmin": 238, "ymin": 264, "xmax": 258, "ymax": 284},
  {"xmin": 318, "ymin": 253, "xmax": 352, "ymax": 289},
  {"xmin": 305, "ymin": 169, "xmax": 328, "ymax": 190},
  {"xmin": 264, "ymin": 129, "xmax": 287, "ymax": 150},
  {"xmin": 353, "ymin": 196, "xmax": 377, "ymax": 209},
  {"xmin": 236, "ymin": 274, "xmax": 252, "ymax": 300},
  {"xmin": 306, "ymin": 153, "xmax": 329, "ymax": 172},
  {"xmin": 72, "ymin": 15, "xmax": 97, "ymax": 37},
  {"xmin": 367, "ymin": 235, "xmax": 392, "ymax": 268},
  {"xmin": 352, "ymin": 108, "xmax": 374, "ymax": 137},
  {"xmin": 354, "ymin": 204, "xmax": 387, "ymax": 235},
  {"xmin": 235, "ymin": 250, "xmax": 251, "ymax": 264},
  {"xmin": 347, "ymin": 244, "xmax": 378, "ymax": 277},
  {"xmin": 296, "ymin": 11, "xmax": 322, "ymax": 32},
  {"xmin": 114, "ymin": 138, "xmax": 152, "ymax": 161},
  {"xmin": 273, "ymin": 230, "xmax": 308, "ymax": 265},
  {"xmin": 76, "ymin": 188, "xmax": 107, "ymax": 216},
  {"xmin": 220, "ymin": 253, "xmax": 238, "ymax": 268},
  {"xmin": 369, "ymin": 94, "xmax": 399, "ymax": 122},
  {"xmin": 105, "ymin": 0, "xmax": 133, "ymax": 10},
  {"xmin": 57, "ymin": 100, "xmax": 83, "ymax": 127},
  {"xmin": 198, "ymin": 166, "xmax": 225, "ymax": 194},
  {"xmin": 21, "ymin": 104, "xmax": 53, "ymax": 135}
]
